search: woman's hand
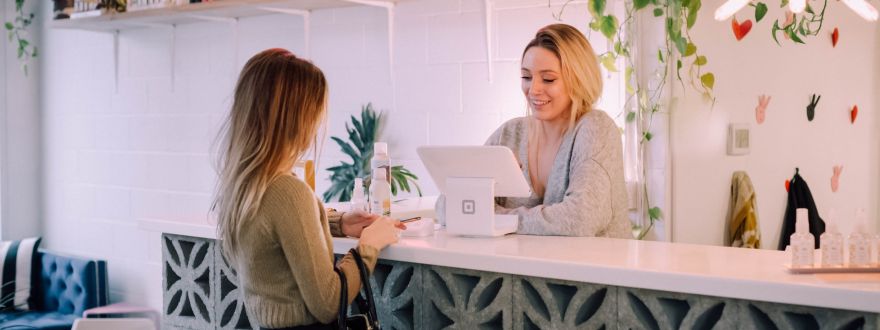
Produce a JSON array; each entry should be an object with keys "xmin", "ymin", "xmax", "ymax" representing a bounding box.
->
[
  {"xmin": 340, "ymin": 211, "xmax": 379, "ymax": 238},
  {"xmin": 358, "ymin": 217, "xmax": 403, "ymax": 251}
]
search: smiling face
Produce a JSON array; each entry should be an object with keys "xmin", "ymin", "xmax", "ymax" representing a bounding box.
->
[{"xmin": 521, "ymin": 46, "xmax": 572, "ymax": 123}]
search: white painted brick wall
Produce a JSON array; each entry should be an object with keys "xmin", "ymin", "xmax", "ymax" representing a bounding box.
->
[{"xmin": 40, "ymin": 0, "xmax": 629, "ymax": 312}]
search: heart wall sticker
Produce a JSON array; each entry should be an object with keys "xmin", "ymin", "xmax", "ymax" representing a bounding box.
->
[
  {"xmin": 755, "ymin": 94, "xmax": 771, "ymax": 124},
  {"xmin": 732, "ymin": 18, "xmax": 753, "ymax": 41}
]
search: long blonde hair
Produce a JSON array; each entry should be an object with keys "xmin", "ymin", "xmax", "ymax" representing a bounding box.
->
[
  {"xmin": 522, "ymin": 24, "xmax": 603, "ymax": 129},
  {"xmin": 214, "ymin": 48, "xmax": 328, "ymax": 263}
]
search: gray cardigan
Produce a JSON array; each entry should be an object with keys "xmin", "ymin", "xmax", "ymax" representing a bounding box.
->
[{"xmin": 486, "ymin": 110, "xmax": 631, "ymax": 238}]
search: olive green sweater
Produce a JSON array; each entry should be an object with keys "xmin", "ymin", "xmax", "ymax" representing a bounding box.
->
[{"xmin": 230, "ymin": 174, "xmax": 378, "ymax": 328}]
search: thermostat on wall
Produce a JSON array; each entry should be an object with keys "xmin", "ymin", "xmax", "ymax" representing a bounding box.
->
[{"xmin": 727, "ymin": 123, "xmax": 750, "ymax": 156}]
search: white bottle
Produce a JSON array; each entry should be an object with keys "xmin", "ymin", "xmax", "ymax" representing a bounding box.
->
[
  {"xmin": 848, "ymin": 209, "xmax": 871, "ymax": 267},
  {"xmin": 820, "ymin": 209, "xmax": 844, "ymax": 267},
  {"xmin": 790, "ymin": 208, "xmax": 815, "ymax": 268},
  {"xmin": 370, "ymin": 169, "xmax": 391, "ymax": 217},
  {"xmin": 371, "ymin": 142, "xmax": 391, "ymax": 187},
  {"xmin": 350, "ymin": 178, "xmax": 367, "ymax": 213}
]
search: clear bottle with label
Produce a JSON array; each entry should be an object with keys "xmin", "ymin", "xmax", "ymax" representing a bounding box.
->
[
  {"xmin": 820, "ymin": 208, "xmax": 844, "ymax": 267},
  {"xmin": 790, "ymin": 208, "xmax": 815, "ymax": 268},
  {"xmin": 370, "ymin": 169, "xmax": 391, "ymax": 217},
  {"xmin": 350, "ymin": 178, "xmax": 367, "ymax": 213},
  {"xmin": 371, "ymin": 142, "xmax": 391, "ymax": 187},
  {"xmin": 848, "ymin": 209, "xmax": 871, "ymax": 267}
]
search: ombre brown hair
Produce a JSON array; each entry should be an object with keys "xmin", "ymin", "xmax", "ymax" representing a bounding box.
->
[
  {"xmin": 213, "ymin": 48, "xmax": 328, "ymax": 263},
  {"xmin": 522, "ymin": 24, "xmax": 603, "ymax": 129}
]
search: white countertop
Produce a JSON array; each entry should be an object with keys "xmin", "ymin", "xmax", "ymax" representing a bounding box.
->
[{"xmin": 141, "ymin": 218, "xmax": 880, "ymax": 313}]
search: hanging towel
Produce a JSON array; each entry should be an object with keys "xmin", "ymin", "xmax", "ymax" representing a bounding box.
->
[
  {"xmin": 726, "ymin": 171, "xmax": 761, "ymax": 248},
  {"xmin": 777, "ymin": 168, "xmax": 825, "ymax": 250}
]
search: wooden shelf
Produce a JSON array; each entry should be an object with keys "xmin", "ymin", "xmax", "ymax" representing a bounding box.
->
[{"xmin": 51, "ymin": 0, "xmax": 398, "ymax": 31}]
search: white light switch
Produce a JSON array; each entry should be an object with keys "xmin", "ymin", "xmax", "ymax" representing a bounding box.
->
[{"xmin": 727, "ymin": 123, "xmax": 750, "ymax": 156}]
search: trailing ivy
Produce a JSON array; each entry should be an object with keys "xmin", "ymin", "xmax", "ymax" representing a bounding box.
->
[{"xmin": 4, "ymin": 0, "xmax": 38, "ymax": 75}]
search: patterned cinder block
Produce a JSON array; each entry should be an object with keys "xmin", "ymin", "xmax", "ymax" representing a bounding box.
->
[
  {"xmin": 743, "ymin": 300, "xmax": 878, "ymax": 330},
  {"xmin": 618, "ymin": 287, "xmax": 740, "ymax": 330},
  {"xmin": 421, "ymin": 265, "xmax": 513, "ymax": 330},
  {"xmin": 214, "ymin": 244, "xmax": 258, "ymax": 330},
  {"xmin": 512, "ymin": 276, "xmax": 617, "ymax": 330},
  {"xmin": 162, "ymin": 234, "xmax": 215, "ymax": 329},
  {"xmin": 367, "ymin": 260, "xmax": 423, "ymax": 330}
]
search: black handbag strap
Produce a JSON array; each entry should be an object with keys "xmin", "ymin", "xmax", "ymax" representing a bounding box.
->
[
  {"xmin": 333, "ymin": 266, "xmax": 347, "ymax": 330},
  {"xmin": 349, "ymin": 248, "xmax": 379, "ymax": 328}
]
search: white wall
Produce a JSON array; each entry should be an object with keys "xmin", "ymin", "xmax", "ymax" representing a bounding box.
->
[
  {"xmin": 40, "ymin": 0, "xmax": 625, "ymax": 312},
  {"xmin": 671, "ymin": 4, "xmax": 880, "ymax": 248},
  {"xmin": 1, "ymin": 0, "xmax": 43, "ymax": 241}
]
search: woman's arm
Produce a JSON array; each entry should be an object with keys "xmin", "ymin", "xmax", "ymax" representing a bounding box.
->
[{"xmin": 270, "ymin": 180, "xmax": 378, "ymax": 324}]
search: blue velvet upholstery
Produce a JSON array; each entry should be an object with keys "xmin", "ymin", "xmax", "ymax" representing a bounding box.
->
[{"xmin": 0, "ymin": 251, "xmax": 108, "ymax": 330}]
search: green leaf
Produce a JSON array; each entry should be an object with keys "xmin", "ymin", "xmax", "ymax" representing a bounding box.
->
[
  {"xmin": 19, "ymin": 38, "xmax": 28, "ymax": 48},
  {"xmin": 781, "ymin": 0, "xmax": 789, "ymax": 7},
  {"xmin": 648, "ymin": 207, "xmax": 663, "ymax": 221},
  {"xmin": 600, "ymin": 53, "xmax": 618, "ymax": 72},
  {"xmin": 653, "ymin": 8, "xmax": 664, "ymax": 17},
  {"xmin": 17, "ymin": 46, "xmax": 24, "ymax": 59},
  {"xmin": 589, "ymin": 0, "xmax": 606, "ymax": 17},
  {"xmin": 674, "ymin": 36, "xmax": 687, "ymax": 55},
  {"xmin": 685, "ymin": 0, "xmax": 701, "ymax": 29},
  {"xmin": 614, "ymin": 41, "xmax": 622, "ymax": 55},
  {"xmin": 643, "ymin": 131, "xmax": 653, "ymax": 141},
  {"xmin": 599, "ymin": 15, "xmax": 619, "ymax": 39},
  {"xmin": 694, "ymin": 55, "xmax": 707, "ymax": 66},
  {"xmin": 634, "ymin": 0, "xmax": 650, "ymax": 10},
  {"xmin": 31, "ymin": 46, "xmax": 37, "ymax": 58},
  {"xmin": 700, "ymin": 72, "xmax": 715, "ymax": 89},
  {"xmin": 805, "ymin": 4, "xmax": 814, "ymax": 14},
  {"xmin": 684, "ymin": 43, "xmax": 696, "ymax": 57},
  {"xmin": 771, "ymin": 21, "xmax": 782, "ymax": 45},
  {"xmin": 4, "ymin": 22, "xmax": 12, "ymax": 30},
  {"xmin": 657, "ymin": 49, "xmax": 664, "ymax": 63},
  {"xmin": 755, "ymin": 2, "xmax": 768, "ymax": 22},
  {"xmin": 789, "ymin": 30, "xmax": 805, "ymax": 44},
  {"xmin": 626, "ymin": 111, "xmax": 636, "ymax": 123},
  {"xmin": 676, "ymin": 59, "xmax": 682, "ymax": 70}
]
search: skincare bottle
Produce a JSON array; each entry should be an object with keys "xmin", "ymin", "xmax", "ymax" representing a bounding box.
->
[
  {"xmin": 790, "ymin": 208, "xmax": 815, "ymax": 268},
  {"xmin": 370, "ymin": 169, "xmax": 391, "ymax": 217},
  {"xmin": 820, "ymin": 209, "xmax": 844, "ymax": 267},
  {"xmin": 350, "ymin": 178, "xmax": 367, "ymax": 213},
  {"xmin": 848, "ymin": 209, "xmax": 871, "ymax": 267},
  {"xmin": 371, "ymin": 142, "xmax": 391, "ymax": 186}
]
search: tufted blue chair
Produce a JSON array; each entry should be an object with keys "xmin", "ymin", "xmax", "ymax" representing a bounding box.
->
[{"xmin": 0, "ymin": 251, "xmax": 108, "ymax": 330}]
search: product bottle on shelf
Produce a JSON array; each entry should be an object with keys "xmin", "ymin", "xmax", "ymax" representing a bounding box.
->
[
  {"xmin": 820, "ymin": 209, "xmax": 844, "ymax": 267},
  {"xmin": 848, "ymin": 209, "xmax": 871, "ymax": 267},
  {"xmin": 371, "ymin": 142, "xmax": 391, "ymax": 187},
  {"xmin": 350, "ymin": 177, "xmax": 367, "ymax": 213},
  {"xmin": 790, "ymin": 208, "xmax": 815, "ymax": 268},
  {"xmin": 370, "ymin": 169, "xmax": 391, "ymax": 217}
]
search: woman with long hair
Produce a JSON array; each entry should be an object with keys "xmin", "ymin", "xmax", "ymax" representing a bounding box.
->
[
  {"xmin": 213, "ymin": 48, "xmax": 402, "ymax": 329},
  {"xmin": 488, "ymin": 24, "xmax": 631, "ymax": 238}
]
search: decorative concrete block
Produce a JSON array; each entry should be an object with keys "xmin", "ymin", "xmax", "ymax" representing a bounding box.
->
[
  {"xmin": 743, "ymin": 300, "xmax": 878, "ymax": 330},
  {"xmin": 214, "ymin": 245, "xmax": 258, "ymax": 330},
  {"xmin": 512, "ymin": 276, "xmax": 617, "ymax": 329},
  {"xmin": 368, "ymin": 260, "xmax": 423, "ymax": 330},
  {"xmin": 618, "ymin": 287, "xmax": 740, "ymax": 330},
  {"xmin": 422, "ymin": 265, "xmax": 513, "ymax": 329},
  {"xmin": 162, "ymin": 234, "xmax": 215, "ymax": 329}
]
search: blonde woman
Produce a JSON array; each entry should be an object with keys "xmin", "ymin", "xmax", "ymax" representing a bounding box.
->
[
  {"xmin": 214, "ymin": 48, "xmax": 402, "ymax": 330},
  {"xmin": 487, "ymin": 24, "xmax": 631, "ymax": 238}
]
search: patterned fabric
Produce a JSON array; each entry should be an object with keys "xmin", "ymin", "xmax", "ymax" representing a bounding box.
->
[
  {"xmin": 0, "ymin": 237, "xmax": 42, "ymax": 311},
  {"xmin": 727, "ymin": 171, "xmax": 761, "ymax": 248}
]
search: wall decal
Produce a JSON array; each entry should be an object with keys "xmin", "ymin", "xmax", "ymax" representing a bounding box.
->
[
  {"xmin": 732, "ymin": 18, "xmax": 753, "ymax": 41},
  {"xmin": 850, "ymin": 105, "xmax": 858, "ymax": 124},
  {"xmin": 831, "ymin": 165, "xmax": 843, "ymax": 193},
  {"xmin": 756, "ymin": 95, "xmax": 771, "ymax": 124},
  {"xmin": 831, "ymin": 27, "xmax": 839, "ymax": 47},
  {"xmin": 806, "ymin": 94, "xmax": 821, "ymax": 121}
]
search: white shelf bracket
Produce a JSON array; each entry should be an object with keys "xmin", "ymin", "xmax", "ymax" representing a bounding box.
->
[
  {"xmin": 113, "ymin": 29, "xmax": 119, "ymax": 94},
  {"xmin": 171, "ymin": 24, "xmax": 176, "ymax": 92},
  {"xmin": 482, "ymin": 0, "xmax": 494, "ymax": 83},
  {"xmin": 257, "ymin": 7, "xmax": 311, "ymax": 58}
]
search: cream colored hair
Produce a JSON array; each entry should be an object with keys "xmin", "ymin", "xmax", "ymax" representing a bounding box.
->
[
  {"xmin": 522, "ymin": 23, "xmax": 603, "ymax": 129},
  {"xmin": 213, "ymin": 48, "xmax": 328, "ymax": 263}
]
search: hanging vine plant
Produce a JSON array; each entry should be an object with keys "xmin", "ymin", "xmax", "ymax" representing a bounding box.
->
[{"xmin": 4, "ymin": 0, "xmax": 38, "ymax": 75}]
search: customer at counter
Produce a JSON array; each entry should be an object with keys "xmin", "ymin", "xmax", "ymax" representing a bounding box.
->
[{"xmin": 487, "ymin": 24, "xmax": 631, "ymax": 238}]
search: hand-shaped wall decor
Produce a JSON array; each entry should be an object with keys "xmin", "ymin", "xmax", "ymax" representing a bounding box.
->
[
  {"xmin": 851, "ymin": 105, "xmax": 858, "ymax": 124},
  {"xmin": 806, "ymin": 94, "xmax": 821, "ymax": 121},
  {"xmin": 755, "ymin": 94, "xmax": 771, "ymax": 124},
  {"xmin": 831, "ymin": 165, "xmax": 843, "ymax": 192}
]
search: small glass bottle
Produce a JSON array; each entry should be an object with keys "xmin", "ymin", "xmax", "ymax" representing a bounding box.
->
[
  {"xmin": 350, "ymin": 178, "xmax": 367, "ymax": 213},
  {"xmin": 820, "ymin": 209, "xmax": 844, "ymax": 267},
  {"xmin": 848, "ymin": 209, "xmax": 871, "ymax": 267},
  {"xmin": 369, "ymin": 169, "xmax": 391, "ymax": 217},
  {"xmin": 790, "ymin": 208, "xmax": 815, "ymax": 268}
]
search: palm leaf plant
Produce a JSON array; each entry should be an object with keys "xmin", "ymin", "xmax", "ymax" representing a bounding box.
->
[{"xmin": 323, "ymin": 103, "xmax": 421, "ymax": 202}]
